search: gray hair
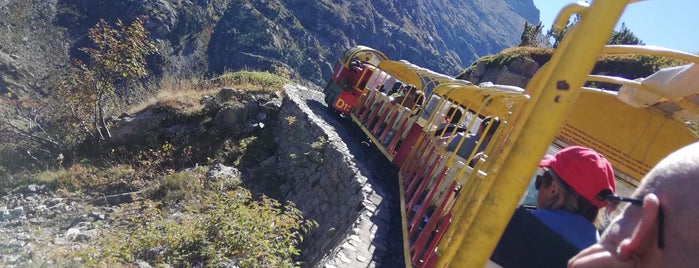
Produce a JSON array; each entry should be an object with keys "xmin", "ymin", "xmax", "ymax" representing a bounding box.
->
[{"xmin": 633, "ymin": 142, "xmax": 699, "ymax": 266}]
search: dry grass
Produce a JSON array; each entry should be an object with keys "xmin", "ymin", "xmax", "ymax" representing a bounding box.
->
[
  {"xmin": 128, "ymin": 71, "xmax": 288, "ymax": 116},
  {"xmin": 128, "ymin": 77, "xmax": 220, "ymax": 115}
]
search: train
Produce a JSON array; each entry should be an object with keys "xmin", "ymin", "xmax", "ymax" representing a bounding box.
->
[{"xmin": 322, "ymin": 1, "xmax": 699, "ymax": 267}]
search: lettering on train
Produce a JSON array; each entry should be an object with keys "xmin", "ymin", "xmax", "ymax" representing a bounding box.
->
[{"xmin": 334, "ymin": 98, "xmax": 352, "ymax": 111}]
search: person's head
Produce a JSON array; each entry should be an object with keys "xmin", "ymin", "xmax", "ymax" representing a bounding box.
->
[
  {"xmin": 406, "ymin": 87, "xmax": 423, "ymax": 103},
  {"xmin": 392, "ymin": 82, "xmax": 402, "ymax": 91},
  {"xmin": 413, "ymin": 89, "xmax": 424, "ymax": 106},
  {"xmin": 445, "ymin": 107, "xmax": 463, "ymax": 124},
  {"xmin": 568, "ymin": 142, "xmax": 699, "ymax": 267},
  {"xmin": 477, "ymin": 116, "xmax": 500, "ymax": 139},
  {"xmin": 349, "ymin": 60, "xmax": 362, "ymax": 72},
  {"xmin": 536, "ymin": 146, "xmax": 616, "ymax": 223}
]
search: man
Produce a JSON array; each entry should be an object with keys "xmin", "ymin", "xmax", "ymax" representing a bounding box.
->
[
  {"xmin": 434, "ymin": 107, "xmax": 464, "ymax": 138},
  {"xmin": 568, "ymin": 141, "xmax": 699, "ymax": 267},
  {"xmin": 490, "ymin": 146, "xmax": 616, "ymax": 267}
]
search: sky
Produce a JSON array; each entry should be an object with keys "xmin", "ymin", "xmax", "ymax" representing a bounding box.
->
[{"xmin": 532, "ymin": 0, "xmax": 699, "ymax": 53}]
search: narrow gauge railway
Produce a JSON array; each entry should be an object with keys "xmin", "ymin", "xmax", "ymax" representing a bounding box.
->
[{"xmin": 323, "ymin": 0, "xmax": 699, "ymax": 267}]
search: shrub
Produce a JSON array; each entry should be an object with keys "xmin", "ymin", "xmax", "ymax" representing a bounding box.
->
[
  {"xmin": 59, "ymin": 16, "xmax": 158, "ymax": 142},
  {"xmin": 75, "ymin": 187, "xmax": 315, "ymax": 268}
]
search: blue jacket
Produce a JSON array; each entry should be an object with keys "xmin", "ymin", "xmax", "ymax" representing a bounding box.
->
[
  {"xmin": 491, "ymin": 207, "xmax": 590, "ymax": 268},
  {"xmin": 532, "ymin": 209, "xmax": 598, "ymax": 250}
]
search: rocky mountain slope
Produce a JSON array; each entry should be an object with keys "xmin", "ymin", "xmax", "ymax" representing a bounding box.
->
[
  {"xmin": 0, "ymin": 0, "xmax": 538, "ymax": 96},
  {"xmin": 0, "ymin": 82, "xmax": 401, "ymax": 267}
]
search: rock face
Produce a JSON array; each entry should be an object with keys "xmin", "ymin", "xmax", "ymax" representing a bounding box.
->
[
  {"xmin": 0, "ymin": 84, "xmax": 395, "ymax": 267},
  {"xmin": 457, "ymin": 56, "xmax": 543, "ymax": 88},
  {"xmin": 0, "ymin": 0, "xmax": 540, "ymax": 95},
  {"xmin": 0, "ymin": 0, "xmax": 67, "ymax": 95},
  {"xmin": 208, "ymin": 0, "xmax": 540, "ymax": 84},
  {"xmin": 0, "ymin": 183, "xmax": 120, "ymax": 266}
]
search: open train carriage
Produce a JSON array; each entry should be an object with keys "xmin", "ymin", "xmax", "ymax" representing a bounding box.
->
[
  {"xmin": 349, "ymin": 55, "xmax": 699, "ymax": 268},
  {"xmin": 396, "ymin": 82, "xmax": 529, "ymax": 267},
  {"xmin": 330, "ymin": 1, "xmax": 699, "ymax": 267},
  {"xmin": 347, "ymin": 60, "xmax": 491, "ymax": 166},
  {"xmin": 346, "ymin": 58, "xmax": 532, "ymax": 266},
  {"xmin": 430, "ymin": 1, "xmax": 699, "ymax": 267},
  {"xmin": 323, "ymin": 45, "xmax": 388, "ymax": 114},
  {"xmin": 342, "ymin": 3, "xmax": 699, "ymax": 268},
  {"xmin": 418, "ymin": 63, "xmax": 699, "ymax": 268}
]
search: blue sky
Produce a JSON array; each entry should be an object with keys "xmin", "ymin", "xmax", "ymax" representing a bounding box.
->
[{"xmin": 533, "ymin": 0, "xmax": 699, "ymax": 53}]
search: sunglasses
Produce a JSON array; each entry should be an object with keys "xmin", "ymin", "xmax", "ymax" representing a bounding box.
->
[
  {"xmin": 601, "ymin": 193, "xmax": 665, "ymax": 250},
  {"xmin": 534, "ymin": 169, "xmax": 554, "ymax": 191},
  {"xmin": 534, "ymin": 174, "xmax": 544, "ymax": 190}
]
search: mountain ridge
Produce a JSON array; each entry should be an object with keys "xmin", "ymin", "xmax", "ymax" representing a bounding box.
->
[{"xmin": 0, "ymin": 0, "xmax": 539, "ymax": 95}]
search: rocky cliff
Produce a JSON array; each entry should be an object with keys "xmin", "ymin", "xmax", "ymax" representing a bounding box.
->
[
  {"xmin": 0, "ymin": 83, "xmax": 399, "ymax": 267},
  {"xmin": 0, "ymin": 0, "xmax": 539, "ymax": 96}
]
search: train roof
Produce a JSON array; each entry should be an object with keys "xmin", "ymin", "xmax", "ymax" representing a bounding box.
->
[{"xmin": 376, "ymin": 60, "xmax": 472, "ymax": 96}]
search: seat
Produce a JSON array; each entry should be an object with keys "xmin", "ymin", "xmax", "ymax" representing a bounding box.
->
[{"xmin": 490, "ymin": 206, "xmax": 581, "ymax": 268}]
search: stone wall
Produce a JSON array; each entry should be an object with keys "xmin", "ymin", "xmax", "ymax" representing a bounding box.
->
[{"xmin": 274, "ymin": 84, "xmax": 392, "ymax": 267}]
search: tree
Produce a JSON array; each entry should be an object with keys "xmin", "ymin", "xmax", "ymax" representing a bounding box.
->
[
  {"xmin": 546, "ymin": 18, "xmax": 643, "ymax": 48},
  {"xmin": 519, "ymin": 22, "xmax": 544, "ymax": 47},
  {"xmin": 546, "ymin": 15, "xmax": 580, "ymax": 48},
  {"xmin": 608, "ymin": 23, "xmax": 644, "ymax": 45},
  {"xmin": 61, "ymin": 16, "xmax": 158, "ymax": 142}
]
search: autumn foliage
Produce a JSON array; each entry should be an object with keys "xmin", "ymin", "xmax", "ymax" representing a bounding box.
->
[{"xmin": 60, "ymin": 16, "xmax": 158, "ymax": 141}]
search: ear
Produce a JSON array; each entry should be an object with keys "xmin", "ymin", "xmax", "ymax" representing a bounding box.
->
[
  {"xmin": 549, "ymin": 179, "xmax": 559, "ymax": 194},
  {"xmin": 616, "ymin": 194, "xmax": 660, "ymax": 260}
]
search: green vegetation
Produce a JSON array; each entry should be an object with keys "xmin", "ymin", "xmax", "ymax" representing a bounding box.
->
[
  {"xmin": 60, "ymin": 16, "xmax": 158, "ymax": 142},
  {"xmin": 38, "ymin": 165, "xmax": 314, "ymax": 267},
  {"xmin": 0, "ymin": 69, "xmax": 309, "ymax": 266},
  {"xmin": 607, "ymin": 23, "xmax": 644, "ymax": 46},
  {"xmin": 0, "ymin": 13, "xmax": 311, "ymax": 267},
  {"xmin": 457, "ymin": 46, "xmax": 553, "ymax": 77},
  {"xmin": 458, "ymin": 46, "xmax": 685, "ymax": 84},
  {"xmin": 3, "ymin": 63, "xmax": 309, "ymax": 264},
  {"xmin": 523, "ymin": 16, "xmax": 644, "ymax": 49},
  {"xmin": 519, "ymin": 21, "xmax": 544, "ymax": 47},
  {"xmin": 0, "ymin": 17, "xmax": 158, "ymax": 174}
]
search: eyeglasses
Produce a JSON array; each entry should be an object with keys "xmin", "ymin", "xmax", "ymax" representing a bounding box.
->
[
  {"xmin": 534, "ymin": 169, "xmax": 555, "ymax": 191},
  {"xmin": 602, "ymin": 194, "xmax": 665, "ymax": 250},
  {"xmin": 534, "ymin": 174, "xmax": 545, "ymax": 190}
]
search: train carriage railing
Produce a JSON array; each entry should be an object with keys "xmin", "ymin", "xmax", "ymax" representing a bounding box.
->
[
  {"xmin": 348, "ymin": 57, "xmax": 531, "ymax": 265},
  {"xmin": 343, "ymin": 39, "xmax": 699, "ymax": 268},
  {"xmin": 350, "ymin": 60, "xmax": 476, "ymax": 162},
  {"xmin": 398, "ymin": 83, "xmax": 529, "ymax": 266}
]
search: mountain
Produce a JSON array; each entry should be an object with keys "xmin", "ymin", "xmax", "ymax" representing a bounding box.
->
[{"xmin": 0, "ymin": 0, "xmax": 538, "ymax": 95}]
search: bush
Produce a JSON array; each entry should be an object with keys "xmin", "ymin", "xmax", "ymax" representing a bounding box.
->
[{"xmin": 75, "ymin": 187, "xmax": 315, "ymax": 268}]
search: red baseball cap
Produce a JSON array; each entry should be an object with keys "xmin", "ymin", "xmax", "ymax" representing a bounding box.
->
[{"xmin": 539, "ymin": 146, "xmax": 616, "ymax": 208}]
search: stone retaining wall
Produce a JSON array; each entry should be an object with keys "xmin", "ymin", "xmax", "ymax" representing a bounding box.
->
[{"xmin": 274, "ymin": 85, "xmax": 392, "ymax": 268}]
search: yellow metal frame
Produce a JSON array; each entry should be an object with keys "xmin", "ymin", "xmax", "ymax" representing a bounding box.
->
[{"xmin": 340, "ymin": 45, "xmax": 388, "ymax": 68}]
